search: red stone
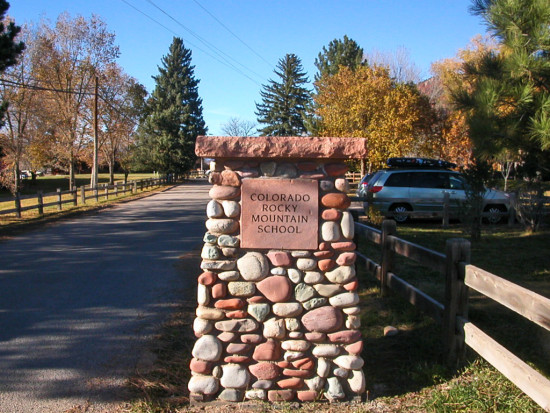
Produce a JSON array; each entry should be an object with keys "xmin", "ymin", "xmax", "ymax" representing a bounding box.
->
[
  {"xmin": 344, "ymin": 280, "xmax": 359, "ymax": 291},
  {"xmin": 282, "ymin": 369, "xmax": 313, "ymax": 378},
  {"xmin": 297, "ymin": 162, "xmax": 319, "ymax": 171},
  {"xmin": 252, "ymin": 339, "xmax": 281, "ymax": 361},
  {"xmin": 321, "ymin": 209, "xmax": 342, "ymax": 221},
  {"xmin": 195, "ymin": 136, "xmax": 368, "ymax": 160},
  {"xmin": 297, "ymin": 391, "xmax": 318, "ymax": 402},
  {"xmin": 209, "ymin": 185, "xmax": 240, "ymax": 200},
  {"xmin": 328, "ymin": 330, "xmax": 362, "ymax": 344},
  {"xmin": 236, "ymin": 169, "xmax": 259, "ymax": 178},
  {"xmin": 214, "ymin": 298, "xmax": 245, "ymax": 310},
  {"xmin": 314, "ymin": 250, "xmax": 334, "ymax": 259},
  {"xmin": 190, "ymin": 358, "xmax": 212, "ymax": 374},
  {"xmin": 277, "ymin": 377, "xmax": 303, "ymax": 389},
  {"xmin": 321, "ymin": 193, "xmax": 351, "ymax": 209},
  {"xmin": 319, "ymin": 242, "xmax": 332, "ymax": 251},
  {"xmin": 266, "ymin": 251, "xmax": 292, "ymax": 267},
  {"xmin": 325, "ymin": 163, "xmax": 349, "ymax": 177},
  {"xmin": 345, "ymin": 340, "xmax": 364, "ymax": 355},
  {"xmin": 220, "ymin": 170, "xmax": 241, "ymax": 187},
  {"xmin": 267, "ymin": 390, "xmax": 295, "ymax": 402},
  {"xmin": 331, "ymin": 241, "xmax": 356, "ymax": 251},
  {"xmin": 217, "ymin": 332, "xmax": 237, "ymax": 342},
  {"xmin": 226, "ymin": 310, "xmax": 248, "ymax": 318},
  {"xmin": 198, "ymin": 271, "xmax": 217, "ymax": 286},
  {"xmin": 226, "ymin": 343, "xmax": 251, "ymax": 354},
  {"xmin": 211, "ymin": 282, "xmax": 227, "ymax": 299},
  {"xmin": 336, "ymin": 252, "xmax": 356, "ymax": 265},
  {"xmin": 247, "ymin": 296, "xmax": 267, "ymax": 303},
  {"xmin": 224, "ymin": 355, "xmax": 250, "ymax": 363},
  {"xmin": 241, "ymin": 334, "xmax": 263, "ymax": 344},
  {"xmin": 291, "ymin": 357, "xmax": 314, "ymax": 369},
  {"xmin": 277, "ymin": 361, "xmax": 291, "ymax": 368},
  {"xmin": 304, "ymin": 332, "xmax": 326, "ymax": 342},
  {"xmin": 256, "ymin": 276, "xmax": 292, "ymax": 303},
  {"xmin": 318, "ymin": 259, "xmax": 336, "ymax": 272},
  {"xmin": 301, "ymin": 306, "xmax": 343, "ymax": 333},
  {"xmin": 249, "ymin": 362, "xmax": 281, "ymax": 380}
]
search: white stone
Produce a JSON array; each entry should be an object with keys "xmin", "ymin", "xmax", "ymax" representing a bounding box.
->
[
  {"xmin": 273, "ymin": 302, "xmax": 303, "ymax": 317},
  {"xmin": 341, "ymin": 211, "xmax": 355, "ymax": 239},
  {"xmin": 313, "ymin": 283, "xmax": 344, "ymax": 297},
  {"xmin": 222, "ymin": 200, "xmax": 240, "ymax": 218},
  {"xmin": 305, "ymin": 376, "xmax": 325, "ymax": 392},
  {"xmin": 296, "ymin": 258, "xmax": 317, "ymax": 271},
  {"xmin": 221, "ymin": 364, "xmax": 250, "ymax": 389},
  {"xmin": 333, "ymin": 367, "xmax": 349, "ymax": 378},
  {"xmin": 192, "ymin": 335, "xmax": 222, "ymax": 361},
  {"xmin": 263, "ymin": 317, "xmax": 286, "ymax": 339},
  {"xmin": 288, "ymin": 268, "xmax": 303, "ymax": 283},
  {"xmin": 228, "ymin": 281, "xmax": 255, "ymax": 297},
  {"xmin": 201, "ymin": 244, "xmax": 221, "ymax": 260},
  {"xmin": 245, "ymin": 389, "xmax": 266, "ymax": 400},
  {"xmin": 329, "ymin": 292, "xmax": 360, "ymax": 308},
  {"xmin": 188, "ymin": 375, "xmax": 219, "ymax": 395},
  {"xmin": 237, "ymin": 252, "xmax": 269, "ymax": 281},
  {"xmin": 320, "ymin": 180, "xmax": 334, "ymax": 191},
  {"xmin": 384, "ymin": 326, "xmax": 399, "ymax": 336},
  {"xmin": 284, "ymin": 351, "xmax": 305, "ymax": 361},
  {"xmin": 321, "ymin": 221, "xmax": 341, "ymax": 242},
  {"xmin": 200, "ymin": 260, "xmax": 235, "ymax": 271},
  {"xmin": 206, "ymin": 200, "xmax": 224, "ymax": 218},
  {"xmin": 285, "ymin": 318, "xmax": 300, "ymax": 331},
  {"xmin": 248, "ymin": 303, "xmax": 270, "ymax": 322},
  {"xmin": 325, "ymin": 377, "xmax": 345, "ymax": 400},
  {"xmin": 333, "ymin": 355, "xmax": 364, "ymax": 370},
  {"xmin": 317, "ymin": 358, "xmax": 331, "ymax": 378},
  {"xmin": 218, "ymin": 270, "xmax": 240, "ymax": 281},
  {"xmin": 346, "ymin": 315, "xmax": 361, "ymax": 329},
  {"xmin": 303, "ymin": 271, "xmax": 324, "ymax": 284},
  {"xmin": 335, "ymin": 178, "xmax": 350, "ymax": 193},
  {"xmin": 196, "ymin": 306, "xmax": 224, "ymax": 320},
  {"xmin": 295, "ymin": 283, "xmax": 316, "ymax": 302},
  {"xmin": 288, "ymin": 331, "xmax": 304, "ymax": 339},
  {"xmin": 281, "ymin": 340, "xmax": 311, "ymax": 352},
  {"xmin": 193, "ymin": 317, "xmax": 213, "ymax": 336},
  {"xmin": 312, "ymin": 344, "xmax": 341, "ymax": 358},
  {"xmin": 270, "ymin": 267, "xmax": 286, "ymax": 275},
  {"xmin": 212, "ymin": 366, "xmax": 222, "ymax": 378},
  {"xmin": 348, "ymin": 369, "xmax": 366, "ymax": 393},
  {"xmin": 343, "ymin": 306, "xmax": 361, "ymax": 315},
  {"xmin": 197, "ymin": 284, "xmax": 209, "ymax": 306},
  {"xmin": 205, "ymin": 218, "xmax": 239, "ymax": 235},
  {"xmin": 291, "ymin": 251, "xmax": 311, "ymax": 257},
  {"xmin": 324, "ymin": 266, "xmax": 356, "ymax": 284}
]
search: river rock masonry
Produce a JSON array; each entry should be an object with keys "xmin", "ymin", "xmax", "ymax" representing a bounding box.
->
[{"xmin": 189, "ymin": 136, "xmax": 368, "ymax": 403}]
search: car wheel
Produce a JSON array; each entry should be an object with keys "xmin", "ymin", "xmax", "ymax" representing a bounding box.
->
[
  {"xmin": 390, "ymin": 204, "xmax": 411, "ymax": 223},
  {"xmin": 484, "ymin": 205, "xmax": 506, "ymax": 224}
]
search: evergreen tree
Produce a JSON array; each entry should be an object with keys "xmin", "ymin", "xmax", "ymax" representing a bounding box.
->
[
  {"xmin": 453, "ymin": 0, "xmax": 550, "ymax": 177},
  {"xmin": 136, "ymin": 37, "xmax": 206, "ymax": 174},
  {"xmin": 255, "ymin": 54, "xmax": 311, "ymax": 136},
  {"xmin": 314, "ymin": 35, "xmax": 364, "ymax": 82}
]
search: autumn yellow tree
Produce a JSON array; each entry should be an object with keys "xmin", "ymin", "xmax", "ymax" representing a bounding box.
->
[{"xmin": 315, "ymin": 65, "xmax": 433, "ymax": 172}]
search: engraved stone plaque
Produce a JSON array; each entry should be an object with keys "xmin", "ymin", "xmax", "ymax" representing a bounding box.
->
[{"xmin": 241, "ymin": 179, "xmax": 318, "ymax": 250}]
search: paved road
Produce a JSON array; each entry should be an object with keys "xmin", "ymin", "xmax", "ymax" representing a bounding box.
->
[{"xmin": 0, "ymin": 182, "xmax": 210, "ymax": 413}]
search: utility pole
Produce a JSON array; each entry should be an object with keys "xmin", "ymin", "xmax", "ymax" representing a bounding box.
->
[{"xmin": 91, "ymin": 76, "xmax": 99, "ymax": 188}]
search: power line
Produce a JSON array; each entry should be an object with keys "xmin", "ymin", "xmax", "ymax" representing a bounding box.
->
[
  {"xmin": 0, "ymin": 77, "xmax": 95, "ymax": 95},
  {"xmin": 120, "ymin": 0, "xmax": 262, "ymax": 86},
  {"xmin": 190, "ymin": 0, "xmax": 273, "ymax": 68}
]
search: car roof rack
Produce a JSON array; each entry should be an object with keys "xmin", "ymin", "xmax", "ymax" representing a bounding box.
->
[{"xmin": 387, "ymin": 157, "xmax": 456, "ymax": 169}]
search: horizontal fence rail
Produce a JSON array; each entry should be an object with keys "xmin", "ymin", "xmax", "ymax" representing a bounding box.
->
[{"xmin": 354, "ymin": 220, "xmax": 550, "ymax": 411}]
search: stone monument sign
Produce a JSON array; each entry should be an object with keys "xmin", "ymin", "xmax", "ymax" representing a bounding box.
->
[{"xmin": 189, "ymin": 136, "xmax": 368, "ymax": 403}]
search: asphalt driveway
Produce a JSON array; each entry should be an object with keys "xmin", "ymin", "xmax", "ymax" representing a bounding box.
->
[{"xmin": 0, "ymin": 182, "xmax": 209, "ymax": 413}]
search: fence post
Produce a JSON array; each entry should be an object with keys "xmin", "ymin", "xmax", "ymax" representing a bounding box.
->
[
  {"xmin": 508, "ymin": 192, "xmax": 516, "ymax": 227},
  {"xmin": 104, "ymin": 185, "xmax": 109, "ymax": 201},
  {"xmin": 115, "ymin": 182, "xmax": 118, "ymax": 197},
  {"xmin": 132, "ymin": 181, "xmax": 137, "ymax": 194},
  {"xmin": 442, "ymin": 192, "xmax": 450, "ymax": 228},
  {"xmin": 72, "ymin": 186, "xmax": 77, "ymax": 206},
  {"xmin": 57, "ymin": 188, "xmax": 62, "ymax": 211},
  {"xmin": 380, "ymin": 219, "xmax": 396, "ymax": 296},
  {"xmin": 80, "ymin": 186, "xmax": 86, "ymax": 205},
  {"xmin": 443, "ymin": 238, "xmax": 471, "ymax": 366},
  {"xmin": 94, "ymin": 186, "xmax": 99, "ymax": 203},
  {"xmin": 15, "ymin": 192, "xmax": 21, "ymax": 218},
  {"xmin": 37, "ymin": 191, "xmax": 44, "ymax": 215}
]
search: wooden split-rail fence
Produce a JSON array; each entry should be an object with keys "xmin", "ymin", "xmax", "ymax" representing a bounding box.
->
[
  {"xmin": 0, "ymin": 177, "xmax": 171, "ymax": 218},
  {"xmin": 354, "ymin": 219, "xmax": 550, "ymax": 411}
]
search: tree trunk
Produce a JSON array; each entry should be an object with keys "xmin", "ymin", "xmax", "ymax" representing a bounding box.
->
[
  {"xmin": 360, "ymin": 158, "xmax": 366, "ymax": 176},
  {"xmin": 108, "ymin": 160, "xmax": 114, "ymax": 185},
  {"xmin": 13, "ymin": 162, "xmax": 20, "ymax": 194},
  {"xmin": 69, "ymin": 152, "xmax": 75, "ymax": 190}
]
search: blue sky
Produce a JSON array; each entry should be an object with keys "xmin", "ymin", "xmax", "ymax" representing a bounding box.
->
[{"xmin": 9, "ymin": 1, "xmax": 487, "ymax": 135}]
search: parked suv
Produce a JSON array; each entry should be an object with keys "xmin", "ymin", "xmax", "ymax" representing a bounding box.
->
[{"xmin": 363, "ymin": 158, "xmax": 510, "ymax": 223}]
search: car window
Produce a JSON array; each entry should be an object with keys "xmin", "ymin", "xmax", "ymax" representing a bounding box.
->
[
  {"xmin": 449, "ymin": 174, "xmax": 466, "ymax": 190},
  {"xmin": 384, "ymin": 172, "xmax": 410, "ymax": 187},
  {"xmin": 367, "ymin": 171, "xmax": 384, "ymax": 187},
  {"xmin": 409, "ymin": 172, "xmax": 448, "ymax": 189}
]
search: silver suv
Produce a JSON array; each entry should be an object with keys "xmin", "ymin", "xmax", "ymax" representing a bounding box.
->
[{"xmin": 363, "ymin": 158, "xmax": 510, "ymax": 223}]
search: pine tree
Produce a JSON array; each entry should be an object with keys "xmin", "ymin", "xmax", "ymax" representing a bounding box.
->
[
  {"xmin": 314, "ymin": 35, "xmax": 364, "ymax": 82},
  {"xmin": 136, "ymin": 37, "xmax": 206, "ymax": 174},
  {"xmin": 255, "ymin": 54, "xmax": 311, "ymax": 136}
]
